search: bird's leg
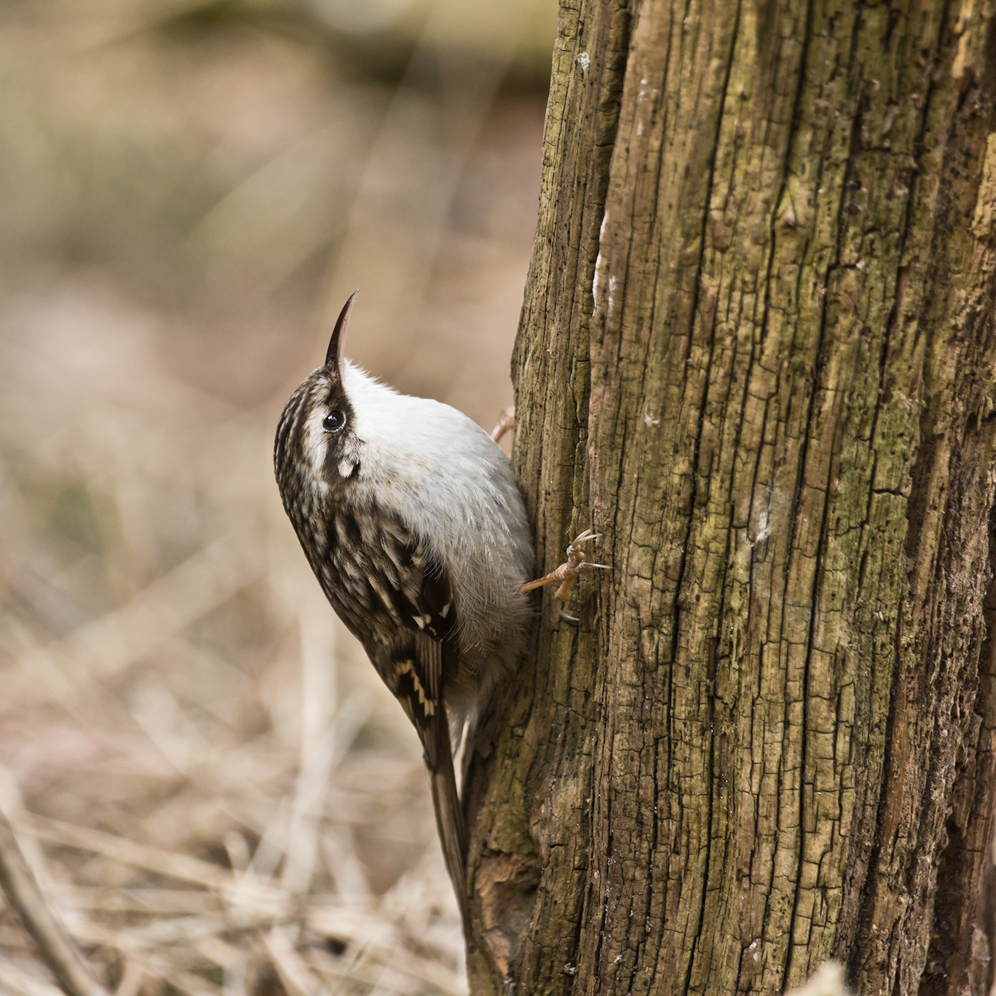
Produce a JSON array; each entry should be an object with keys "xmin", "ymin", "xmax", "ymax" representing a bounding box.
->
[
  {"xmin": 490, "ymin": 405, "xmax": 516, "ymax": 444},
  {"xmin": 521, "ymin": 529, "xmax": 610, "ymax": 601}
]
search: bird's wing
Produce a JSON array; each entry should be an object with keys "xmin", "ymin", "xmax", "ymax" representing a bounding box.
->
[
  {"xmin": 370, "ymin": 527, "xmax": 458, "ymax": 746},
  {"xmin": 364, "ymin": 527, "xmax": 469, "ymax": 921}
]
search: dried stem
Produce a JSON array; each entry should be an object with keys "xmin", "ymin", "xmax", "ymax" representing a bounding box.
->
[{"xmin": 0, "ymin": 806, "xmax": 108, "ymax": 996}]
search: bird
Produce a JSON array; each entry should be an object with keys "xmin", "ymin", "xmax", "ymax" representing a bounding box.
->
[{"xmin": 273, "ymin": 292, "xmax": 536, "ymax": 926}]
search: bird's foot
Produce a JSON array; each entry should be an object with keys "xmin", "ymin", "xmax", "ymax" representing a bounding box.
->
[
  {"xmin": 490, "ymin": 406, "xmax": 516, "ymax": 444},
  {"xmin": 521, "ymin": 529, "xmax": 610, "ymax": 601}
]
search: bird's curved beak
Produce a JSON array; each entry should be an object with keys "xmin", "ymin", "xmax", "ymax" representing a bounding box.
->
[{"xmin": 325, "ymin": 290, "xmax": 359, "ymax": 373}]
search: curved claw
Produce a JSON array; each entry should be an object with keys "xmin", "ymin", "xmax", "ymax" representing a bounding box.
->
[{"xmin": 558, "ymin": 605, "xmax": 581, "ymax": 625}]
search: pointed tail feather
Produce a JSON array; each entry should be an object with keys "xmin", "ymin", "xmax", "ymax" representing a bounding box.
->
[{"xmin": 429, "ymin": 754, "xmax": 470, "ymax": 930}]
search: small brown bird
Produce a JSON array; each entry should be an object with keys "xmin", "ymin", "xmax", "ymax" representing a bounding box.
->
[{"xmin": 274, "ymin": 294, "xmax": 535, "ymax": 924}]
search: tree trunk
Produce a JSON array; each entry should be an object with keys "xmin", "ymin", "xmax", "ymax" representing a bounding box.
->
[{"xmin": 464, "ymin": 1, "xmax": 996, "ymax": 995}]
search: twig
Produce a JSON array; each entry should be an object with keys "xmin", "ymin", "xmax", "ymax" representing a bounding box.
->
[
  {"xmin": 263, "ymin": 927, "xmax": 323, "ymax": 996},
  {"xmin": 0, "ymin": 959, "xmax": 68, "ymax": 996},
  {"xmin": 281, "ymin": 692, "xmax": 370, "ymax": 895},
  {"xmin": 23, "ymin": 815, "xmax": 406, "ymax": 955},
  {"xmin": 23, "ymin": 815, "xmax": 289, "ymax": 916},
  {"xmin": 0, "ymin": 806, "xmax": 108, "ymax": 996}
]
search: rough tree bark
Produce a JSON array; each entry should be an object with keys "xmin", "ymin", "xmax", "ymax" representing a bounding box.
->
[{"xmin": 464, "ymin": 1, "xmax": 996, "ymax": 995}]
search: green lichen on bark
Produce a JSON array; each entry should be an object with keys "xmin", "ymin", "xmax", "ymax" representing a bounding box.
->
[{"xmin": 465, "ymin": 2, "xmax": 996, "ymax": 995}]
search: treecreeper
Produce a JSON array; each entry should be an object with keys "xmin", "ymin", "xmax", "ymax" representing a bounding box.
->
[{"xmin": 273, "ymin": 291, "xmax": 604, "ymax": 931}]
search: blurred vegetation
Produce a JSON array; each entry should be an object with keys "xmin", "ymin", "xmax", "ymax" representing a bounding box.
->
[{"xmin": 0, "ymin": 1, "xmax": 553, "ymax": 992}]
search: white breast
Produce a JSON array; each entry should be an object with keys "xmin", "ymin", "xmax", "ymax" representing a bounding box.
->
[{"xmin": 341, "ymin": 361, "xmax": 535, "ymax": 663}]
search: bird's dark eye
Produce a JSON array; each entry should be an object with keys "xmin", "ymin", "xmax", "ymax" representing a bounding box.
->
[{"xmin": 323, "ymin": 410, "xmax": 345, "ymax": 432}]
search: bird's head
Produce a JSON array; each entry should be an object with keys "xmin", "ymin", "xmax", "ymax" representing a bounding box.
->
[{"xmin": 274, "ymin": 292, "xmax": 364, "ymax": 511}]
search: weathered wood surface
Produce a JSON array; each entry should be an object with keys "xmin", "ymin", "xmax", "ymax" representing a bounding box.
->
[{"xmin": 465, "ymin": 2, "xmax": 996, "ymax": 995}]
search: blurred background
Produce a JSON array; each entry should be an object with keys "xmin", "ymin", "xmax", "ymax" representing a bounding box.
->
[{"xmin": 0, "ymin": 1, "xmax": 554, "ymax": 993}]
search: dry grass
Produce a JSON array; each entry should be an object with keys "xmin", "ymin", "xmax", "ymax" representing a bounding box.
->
[{"xmin": 0, "ymin": 2, "xmax": 550, "ymax": 992}]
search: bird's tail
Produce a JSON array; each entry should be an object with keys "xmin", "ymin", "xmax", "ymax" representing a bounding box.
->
[{"xmin": 429, "ymin": 750, "xmax": 470, "ymax": 931}]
